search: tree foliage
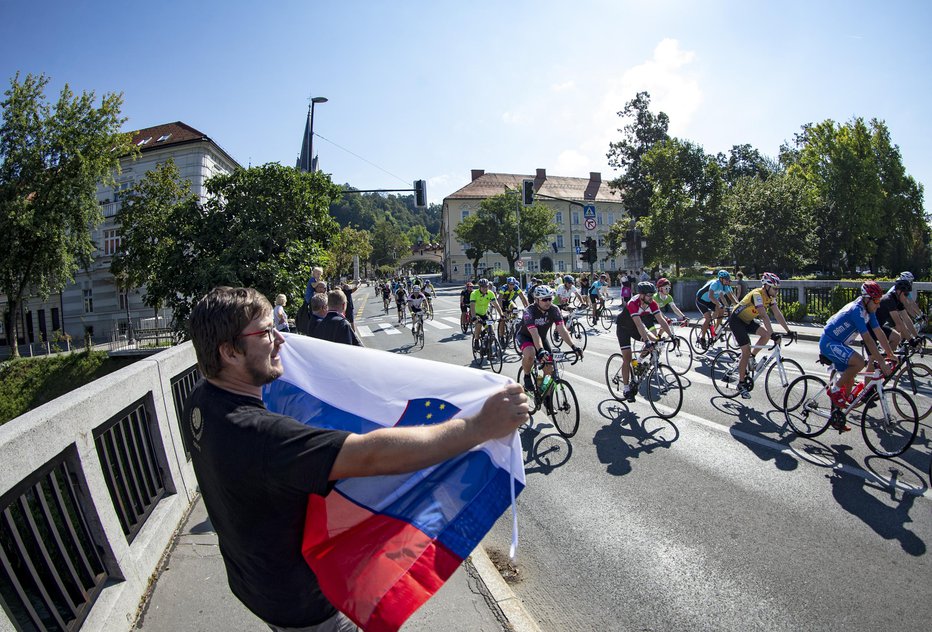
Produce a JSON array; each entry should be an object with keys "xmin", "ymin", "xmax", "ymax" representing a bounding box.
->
[
  {"xmin": 0, "ymin": 72, "xmax": 134, "ymax": 356},
  {"xmin": 454, "ymin": 189, "xmax": 556, "ymax": 272},
  {"xmin": 115, "ymin": 162, "xmax": 340, "ymax": 333},
  {"xmin": 369, "ymin": 218, "xmax": 410, "ymax": 266},
  {"xmin": 640, "ymin": 138, "xmax": 728, "ymax": 274},
  {"xmin": 606, "ymin": 91, "xmax": 670, "ymax": 218},
  {"xmin": 328, "ymin": 226, "xmax": 372, "ymax": 278}
]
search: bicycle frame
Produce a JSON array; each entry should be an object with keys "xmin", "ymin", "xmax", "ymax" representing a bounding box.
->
[{"xmin": 824, "ymin": 365, "xmax": 889, "ymax": 419}]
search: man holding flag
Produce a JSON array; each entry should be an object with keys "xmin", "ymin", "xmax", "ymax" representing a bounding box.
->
[{"xmin": 183, "ymin": 286, "xmax": 529, "ymax": 632}]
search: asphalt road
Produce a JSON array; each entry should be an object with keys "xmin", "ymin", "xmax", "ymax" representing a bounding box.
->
[{"xmin": 356, "ymin": 282, "xmax": 932, "ymax": 632}]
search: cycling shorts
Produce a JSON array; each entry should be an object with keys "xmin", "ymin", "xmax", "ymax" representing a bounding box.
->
[
  {"xmin": 696, "ymin": 298, "xmax": 717, "ymax": 314},
  {"xmin": 615, "ymin": 324, "xmax": 646, "ymax": 350},
  {"xmin": 819, "ymin": 338, "xmax": 856, "ymax": 373},
  {"xmin": 460, "ymin": 304, "xmax": 469, "ymax": 314},
  {"xmin": 515, "ymin": 332, "xmax": 551, "ymax": 353},
  {"xmin": 728, "ymin": 313, "xmax": 761, "ymax": 347},
  {"xmin": 473, "ymin": 314, "xmax": 490, "ymax": 324}
]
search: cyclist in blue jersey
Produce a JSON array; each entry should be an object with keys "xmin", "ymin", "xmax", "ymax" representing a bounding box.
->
[
  {"xmin": 589, "ymin": 273, "xmax": 610, "ymax": 320},
  {"xmin": 819, "ymin": 281, "xmax": 897, "ymax": 429},
  {"xmin": 695, "ymin": 270, "xmax": 736, "ymax": 349}
]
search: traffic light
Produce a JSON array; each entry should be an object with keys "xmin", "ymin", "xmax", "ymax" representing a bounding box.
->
[
  {"xmin": 522, "ymin": 179, "xmax": 534, "ymax": 206},
  {"xmin": 414, "ymin": 180, "xmax": 427, "ymax": 208}
]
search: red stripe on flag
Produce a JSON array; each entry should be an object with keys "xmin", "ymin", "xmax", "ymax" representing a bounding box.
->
[{"xmin": 303, "ymin": 494, "xmax": 463, "ymax": 631}]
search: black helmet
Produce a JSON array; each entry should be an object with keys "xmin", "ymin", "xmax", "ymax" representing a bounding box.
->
[
  {"xmin": 636, "ymin": 281, "xmax": 656, "ymax": 295},
  {"xmin": 894, "ymin": 278, "xmax": 912, "ymax": 294}
]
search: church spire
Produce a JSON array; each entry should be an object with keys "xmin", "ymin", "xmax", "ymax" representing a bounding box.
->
[{"xmin": 296, "ymin": 105, "xmax": 312, "ymax": 172}]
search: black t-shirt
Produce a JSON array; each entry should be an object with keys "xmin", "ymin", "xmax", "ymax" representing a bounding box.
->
[
  {"xmin": 182, "ymin": 380, "xmax": 349, "ymax": 627},
  {"xmin": 459, "ymin": 289, "xmax": 472, "ymax": 308},
  {"xmin": 876, "ymin": 289, "xmax": 905, "ymax": 327}
]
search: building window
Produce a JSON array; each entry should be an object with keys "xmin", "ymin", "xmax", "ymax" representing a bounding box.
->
[
  {"xmin": 157, "ymin": 133, "xmax": 172, "ymax": 142},
  {"xmin": 556, "ymin": 235, "xmax": 564, "ymax": 249},
  {"xmin": 610, "ymin": 258, "xmax": 617, "ymax": 270},
  {"xmin": 51, "ymin": 307, "xmax": 60, "ymax": 331},
  {"xmin": 607, "ymin": 212, "xmax": 615, "ymax": 225},
  {"xmin": 572, "ymin": 212, "xmax": 580, "ymax": 225},
  {"xmin": 83, "ymin": 288, "xmax": 93, "ymax": 314},
  {"xmin": 461, "ymin": 210, "xmax": 470, "ymax": 221},
  {"xmin": 598, "ymin": 213, "xmax": 603, "ymax": 225},
  {"xmin": 119, "ymin": 290, "xmax": 128, "ymax": 311},
  {"xmin": 113, "ymin": 181, "xmax": 132, "ymax": 202},
  {"xmin": 527, "ymin": 261, "xmax": 537, "ymax": 272},
  {"xmin": 555, "ymin": 211, "xmax": 563, "ymax": 224},
  {"xmin": 103, "ymin": 229, "xmax": 121, "ymax": 256},
  {"xmin": 464, "ymin": 263, "xmax": 473, "ymax": 277},
  {"xmin": 137, "ymin": 137, "xmax": 152, "ymax": 146},
  {"xmin": 573, "ymin": 235, "xmax": 581, "ymax": 249},
  {"xmin": 494, "ymin": 261, "xmax": 502, "ymax": 270},
  {"xmin": 598, "ymin": 236, "xmax": 606, "ymax": 248},
  {"xmin": 557, "ymin": 260, "xmax": 565, "ymax": 272}
]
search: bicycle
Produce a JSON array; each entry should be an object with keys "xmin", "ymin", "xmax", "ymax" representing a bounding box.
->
[
  {"xmin": 551, "ymin": 308, "xmax": 589, "ymax": 352},
  {"xmin": 889, "ymin": 336, "xmax": 932, "ymax": 421},
  {"xmin": 396, "ymin": 299, "xmax": 407, "ymax": 325},
  {"xmin": 382, "ymin": 293, "xmax": 390, "ymax": 313},
  {"xmin": 460, "ymin": 310, "xmax": 472, "ymax": 334},
  {"xmin": 499, "ymin": 307, "xmax": 522, "ymax": 351},
  {"xmin": 710, "ymin": 332, "xmax": 803, "ymax": 410},
  {"xmin": 472, "ymin": 316, "xmax": 503, "ymax": 373},
  {"xmin": 648, "ymin": 316, "xmax": 693, "ymax": 375},
  {"xmin": 605, "ymin": 338, "xmax": 683, "ymax": 418},
  {"xmin": 411, "ymin": 310, "xmax": 425, "ymax": 349},
  {"xmin": 424, "ymin": 295, "xmax": 434, "ymax": 320},
  {"xmin": 588, "ymin": 296, "xmax": 614, "ymax": 330},
  {"xmin": 782, "ymin": 357, "xmax": 918, "ymax": 458},
  {"xmin": 689, "ymin": 309, "xmax": 737, "ymax": 354},
  {"xmin": 517, "ymin": 349, "xmax": 581, "ymax": 438}
]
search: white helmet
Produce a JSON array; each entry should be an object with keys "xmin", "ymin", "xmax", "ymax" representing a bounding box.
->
[{"xmin": 533, "ymin": 285, "xmax": 554, "ymax": 300}]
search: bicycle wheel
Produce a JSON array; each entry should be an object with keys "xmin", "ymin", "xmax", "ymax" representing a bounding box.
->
[
  {"xmin": 689, "ymin": 325, "xmax": 709, "ymax": 355},
  {"xmin": 487, "ymin": 336, "xmax": 504, "ymax": 374},
  {"xmin": 861, "ymin": 386, "xmax": 919, "ymax": 457},
  {"xmin": 663, "ymin": 335, "xmax": 693, "ymax": 375},
  {"xmin": 516, "ymin": 367, "xmax": 540, "ymax": 414},
  {"xmin": 569, "ymin": 321, "xmax": 588, "ymax": 352},
  {"xmin": 425, "ymin": 301, "xmax": 434, "ymax": 320},
  {"xmin": 711, "ymin": 349, "xmax": 741, "ymax": 398},
  {"xmin": 600, "ymin": 307, "xmax": 614, "ymax": 330},
  {"xmin": 513, "ymin": 330, "xmax": 522, "ymax": 354},
  {"xmin": 588, "ymin": 308, "xmax": 598, "ymax": 327},
  {"xmin": 782, "ymin": 374, "xmax": 831, "ymax": 437},
  {"xmin": 472, "ymin": 333, "xmax": 482, "ymax": 362},
  {"xmin": 764, "ymin": 358, "xmax": 805, "ymax": 411},
  {"xmin": 645, "ymin": 363, "xmax": 683, "ymax": 418},
  {"xmin": 460, "ymin": 314, "xmax": 469, "ymax": 334},
  {"xmin": 896, "ymin": 362, "xmax": 932, "ymax": 421},
  {"xmin": 725, "ymin": 329, "xmax": 740, "ymax": 350},
  {"xmin": 548, "ymin": 379, "xmax": 580, "ymax": 438},
  {"xmin": 605, "ymin": 353, "xmax": 626, "ymax": 401},
  {"xmin": 551, "ymin": 326, "xmax": 564, "ymax": 348},
  {"xmin": 416, "ymin": 323, "xmax": 425, "ymax": 349}
]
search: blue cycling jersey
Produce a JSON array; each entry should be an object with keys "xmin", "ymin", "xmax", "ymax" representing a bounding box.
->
[
  {"xmin": 821, "ymin": 299, "xmax": 879, "ymax": 346},
  {"xmin": 589, "ymin": 280, "xmax": 607, "ymax": 296},
  {"xmin": 697, "ymin": 279, "xmax": 732, "ymax": 303}
]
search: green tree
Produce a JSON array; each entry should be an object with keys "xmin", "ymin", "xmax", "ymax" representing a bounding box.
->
[
  {"xmin": 369, "ymin": 218, "xmax": 410, "ymax": 267},
  {"xmin": 606, "ymin": 91, "xmax": 670, "ymax": 218},
  {"xmin": 721, "ymin": 143, "xmax": 778, "ymax": 187},
  {"xmin": 467, "ymin": 189, "xmax": 556, "ymax": 271},
  {"xmin": 407, "ymin": 224, "xmax": 431, "ymax": 246},
  {"xmin": 115, "ymin": 163, "xmax": 340, "ymax": 333},
  {"xmin": 726, "ymin": 174, "xmax": 817, "ymax": 275},
  {"xmin": 454, "ymin": 214, "xmax": 489, "ymax": 275},
  {"xmin": 0, "ymin": 72, "xmax": 134, "ymax": 356},
  {"xmin": 328, "ymin": 226, "xmax": 372, "ymax": 278},
  {"xmin": 640, "ymin": 138, "xmax": 728, "ymax": 275}
]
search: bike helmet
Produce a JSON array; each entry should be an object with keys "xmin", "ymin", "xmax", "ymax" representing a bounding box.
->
[
  {"xmin": 899, "ymin": 271, "xmax": 915, "ymax": 282},
  {"xmin": 656, "ymin": 277, "xmax": 671, "ymax": 289},
  {"xmin": 411, "ymin": 285, "xmax": 422, "ymax": 294},
  {"xmin": 506, "ymin": 276, "xmax": 517, "ymax": 285},
  {"xmin": 478, "ymin": 278, "xmax": 489, "ymax": 286},
  {"xmin": 761, "ymin": 272, "xmax": 781, "ymax": 287},
  {"xmin": 533, "ymin": 285, "xmax": 554, "ymax": 300},
  {"xmin": 563, "ymin": 275, "xmax": 574, "ymax": 284},
  {"xmin": 717, "ymin": 270, "xmax": 731, "ymax": 280},
  {"xmin": 894, "ymin": 278, "xmax": 913, "ymax": 294},
  {"xmin": 861, "ymin": 280, "xmax": 883, "ymax": 301},
  {"xmin": 636, "ymin": 281, "xmax": 656, "ymax": 295}
]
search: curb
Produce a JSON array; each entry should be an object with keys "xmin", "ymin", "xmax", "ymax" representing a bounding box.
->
[{"xmin": 470, "ymin": 546, "xmax": 542, "ymax": 632}]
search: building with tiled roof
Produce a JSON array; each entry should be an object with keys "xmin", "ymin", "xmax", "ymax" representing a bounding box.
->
[
  {"xmin": 1, "ymin": 122, "xmax": 241, "ymax": 352},
  {"xmin": 441, "ymin": 169, "xmax": 641, "ymax": 282}
]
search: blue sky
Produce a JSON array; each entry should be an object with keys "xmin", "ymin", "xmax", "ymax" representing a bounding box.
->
[{"xmin": 2, "ymin": 0, "xmax": 930, "ymax": 207}]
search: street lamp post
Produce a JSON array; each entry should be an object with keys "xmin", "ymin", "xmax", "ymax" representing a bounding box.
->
[{"xmin": 308, "ymin": 96, "xmax": 328, "ymax": 173}]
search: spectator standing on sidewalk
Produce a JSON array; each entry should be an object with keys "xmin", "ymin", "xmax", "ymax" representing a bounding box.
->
[
  {"xmin": 310, "ymin": 290, "xmax": 362, "ymax": 346},
  {"xmin": 182, "ymin": 286, "xmax": 529, "ymax": 631},
  {"xmin": 305, "ymin": 294, "xmax": 328, "ymax": 337},
  {"xmin": 735, "ymin": 272, "xmax": 748, "ymax": 300},
  {"xmin": 273, "ymin": 295, "xmax": 290, "ymax": 332}
]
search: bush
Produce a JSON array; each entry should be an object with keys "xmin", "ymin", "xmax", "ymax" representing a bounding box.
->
[{"xmin": 781, "ymin": 301, "xmax": 807, "ymax": 322}]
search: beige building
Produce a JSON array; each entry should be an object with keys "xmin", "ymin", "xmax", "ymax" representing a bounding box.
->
[
  {"xmin": 1, "ymin": 122, "xmax": 240, "ymax": 351},
  {"xmin": 441, "ymin": 169, "xmax": 639, "ymax": 282}
]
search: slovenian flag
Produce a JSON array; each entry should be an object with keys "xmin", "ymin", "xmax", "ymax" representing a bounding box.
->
[{"xmin": 262, "ymin": 334, "xmax": 525, "ymax": 632}]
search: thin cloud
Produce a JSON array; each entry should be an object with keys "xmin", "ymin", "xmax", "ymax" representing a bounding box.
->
[{"xmin": 551, "ymin": 80, "xmax": 576, "ymax": 92}]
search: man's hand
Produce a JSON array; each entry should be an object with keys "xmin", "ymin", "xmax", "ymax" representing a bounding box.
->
[
  {"xmin": 471, "ymin": 384, "xmax": 530, "ymax": 440},
  {"xmin": 572, "ymin": 345, "xmax": 584, "ymax": 360}
]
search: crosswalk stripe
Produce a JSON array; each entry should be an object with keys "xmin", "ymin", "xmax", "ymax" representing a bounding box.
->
[
  {"xmin": 425, "ymin": 320, "xmax": 452, "ymax": 330},
  {"xmin": 357, "ymin": 325, "xmax": 374, "ymax": 337},
  {"xmin": 442, "ymin": 317, "xmax": 462, "ymax": 325},
  {"xmin": 376, "ymin": 323, "xmax": 401, "ymax": 335}
]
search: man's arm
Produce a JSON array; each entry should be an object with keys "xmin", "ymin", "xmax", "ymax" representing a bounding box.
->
[{"xmin": 330, "ymin": 384, "xmax": 529, "ymax": 479}]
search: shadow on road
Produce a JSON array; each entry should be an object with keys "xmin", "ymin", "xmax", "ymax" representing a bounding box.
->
[
  {"xmin": 592, "ymin": 399, "xmax": 680, "ymax": 477},
  {"xmin": 520, "ymin": 421, "xmax": 573, "ymax": 475}
]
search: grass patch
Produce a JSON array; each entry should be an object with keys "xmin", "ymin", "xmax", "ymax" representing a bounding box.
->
[{"xmin": 0, "ymin": 351, "xmax": 138, "ymax": 425}]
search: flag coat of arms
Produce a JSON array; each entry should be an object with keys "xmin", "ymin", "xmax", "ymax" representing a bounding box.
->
[{"xmin": 262, "ymin": 334, "xmax": 525, "ymax": 631}]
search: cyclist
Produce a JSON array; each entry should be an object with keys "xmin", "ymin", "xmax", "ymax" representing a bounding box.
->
[
  {"xmin": 459, "ymin": 281, "xmax": 474, "ymax": 330},
  {"xmin": 555, "ymin": 275, "xmax": 585, "ymax": 316},
  {"xmin": 497, "ymin": 277, "xmax": 529, "ymax": 341},
  {"xmin": 516, "ymin": 285, "xmax": 582, "ymax": 393},
  {"xmin": 819, "ymin": 281, "xmax": 897, "ymax": 430},
  {"xmin": 588, "ymin": 273, "xmax": 610, "ymax": 321},
  {"xmin": 394, "ymin": 283, "xmax": 408, "ymax": 323},
  {"xmin": 380, "ymin": 282, "xmax": 392, "ymax": 311},
  {"xmin": 652, "ymin": 278, "xmax": 688, "ymax": 326},
  {"xmin": 895, "ymin": 271, "xmax": 923, "ymax": 322},
  {"xmin": 872, "ymin": 276, "xmax": 920, "ymax": 349},
  {"xmin": 615, "ymin": 281, "xmax": 676, "ymax": 402},
  {"xmin": 407, "ymin": 285, "xmax": 428, "ymax": 338},
  {"xmin": 579, "ymin": 275, "xmax": 591, "ymax": 307},
  {"xmin": 470, "ymin": 278, "xmax": 503, "ymax": 352},
  {"xmin": 728, "ymin": 272, "xmax": 793, "ymax": 399},
  {"xmin": 695, "ymin": 270, "xmax": 736, "ymax": 349}
]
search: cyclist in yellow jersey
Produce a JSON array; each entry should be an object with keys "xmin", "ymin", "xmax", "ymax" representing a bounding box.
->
[
  {"xmin": 470, "ymin": 278, "xmax": 503, "ymax": 352},
  {"xmin": 728, "ymin": 272, "xmax": 793, "ymax": 398},
  {"xmin": 497, "ymin": 276, "xmax": 528, "ymax": 342}
]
